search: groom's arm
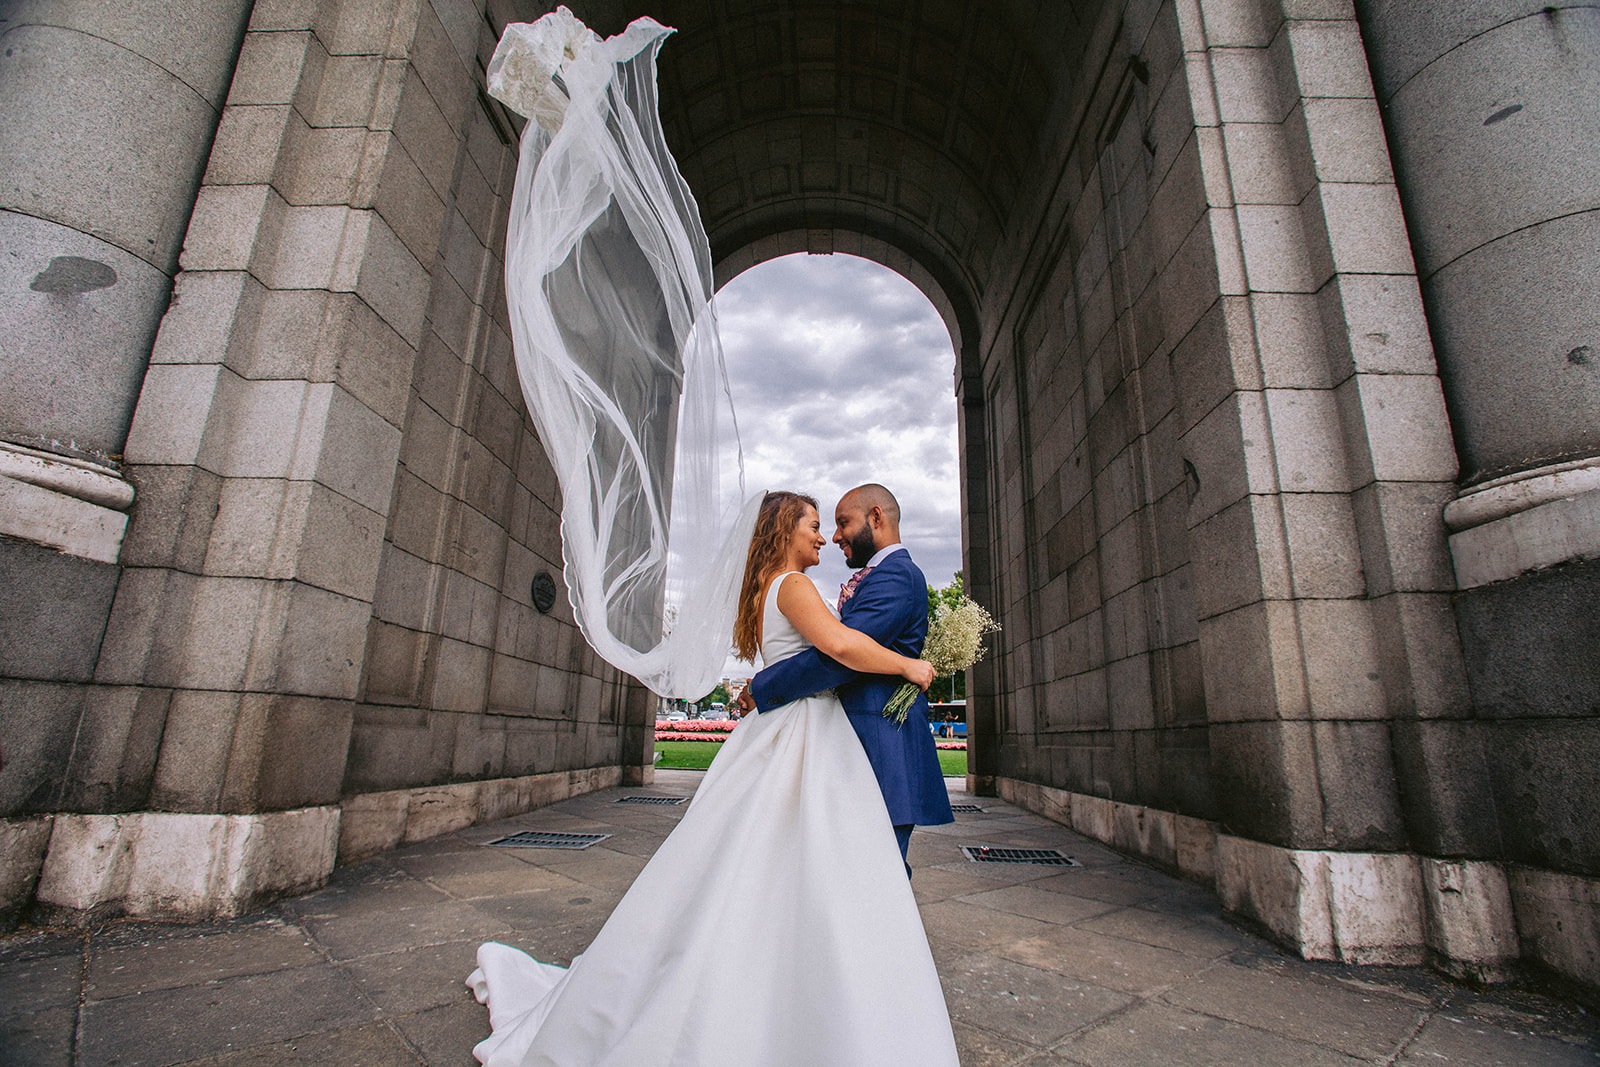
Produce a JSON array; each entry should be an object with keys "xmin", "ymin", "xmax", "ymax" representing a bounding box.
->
[
  {"xmin": 749, "ymin": 571, "xmax": 920, "ymax": 712},
  {"xmin": 749, "ymin": 646, "xmax": 854, "ymax": 712}
]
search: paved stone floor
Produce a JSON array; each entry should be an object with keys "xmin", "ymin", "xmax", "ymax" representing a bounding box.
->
[{"xmin": 4, "ymin": 771, "xmax": 1597, "ymax": 1066}]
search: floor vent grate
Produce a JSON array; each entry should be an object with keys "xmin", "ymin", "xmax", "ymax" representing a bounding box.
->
[
  {"xmin": 949, "ymin": 804, "xmax": 986, "ymax": 813},
  {"xmin": 961, "ymin": 846, "xmax": 1079, "ymax": 866},
  {"xmin": 617, "ymin": 795, "xmax": 687, "ymax": 806},
  {"xmin": 486, "ymin": 831, "xmax": 611, "ymax": 850}
]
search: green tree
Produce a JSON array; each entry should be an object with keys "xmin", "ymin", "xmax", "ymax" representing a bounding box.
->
[
  {"xmin": 926, "ymin": 570, "xmax": 963, "ymax": 618},
  {"xmin": 697, "ymin": 682, "xmax": 731, "ymax": 712}
]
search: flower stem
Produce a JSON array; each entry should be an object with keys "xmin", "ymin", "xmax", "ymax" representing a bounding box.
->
[{"xmin": 881, "ymin": 682, "xmax": 918, "ymax": 726}]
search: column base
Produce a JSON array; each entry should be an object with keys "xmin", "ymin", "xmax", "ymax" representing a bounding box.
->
[
  {"xmin": 6, "ymin": 765, "xmax": 632, "ymax": 925},
  {"xmin": 1446, "ymin": 456, "xmax": 1600, "ymax": 587},
  {"xmin": 0, "ymin": 442, "xmax": 133, "ymax": 564},
  {"xmin": 335, "ymin": 764, "xmax": 623, "ymax": 863},
  {"xmin": 32, "ymin": 807, "xmax": 339, "ymax": 925},
  {"xmin": 994, "ymin": 776, "xmax": 1598, "ymax": 993}
]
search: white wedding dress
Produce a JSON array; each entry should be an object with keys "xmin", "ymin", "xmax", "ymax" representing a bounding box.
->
[{"xmin": 467, "ymin": 575, "xmax": 960, "ymax": 1066}]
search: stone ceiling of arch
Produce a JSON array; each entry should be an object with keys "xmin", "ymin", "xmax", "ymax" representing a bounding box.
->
[{"xmin": 599, "ymin": 0, "xmax": 1099, "ymax": 304}]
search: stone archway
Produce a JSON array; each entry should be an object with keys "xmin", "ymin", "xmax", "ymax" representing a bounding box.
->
[{"xmin": 3, "ymin": 0, "xmax": 1597, "ymax": 996}]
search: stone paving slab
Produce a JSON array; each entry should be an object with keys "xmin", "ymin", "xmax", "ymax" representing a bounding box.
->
[{"xmin": 1, "ymin": 771, "xmax": 1596, "ymax": 1066}]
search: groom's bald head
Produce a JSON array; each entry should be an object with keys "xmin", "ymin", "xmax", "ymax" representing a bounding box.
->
[
  {"xmin": 845, "ymin": 483, "xmax": 900, "ymax": 526},
  {"xmin": 834, "ymin": 484, "xmax": 902, "ymax": 568}
]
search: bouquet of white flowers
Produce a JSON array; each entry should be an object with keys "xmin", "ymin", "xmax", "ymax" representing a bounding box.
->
[{"xmin": 881, "ymin": 595, "xmax": 1001, "ymax": 726}]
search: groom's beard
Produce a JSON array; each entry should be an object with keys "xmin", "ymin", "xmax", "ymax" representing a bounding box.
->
[{"xmin": 843, "ymin": 528, "xmax": 877, "ymax": 569}]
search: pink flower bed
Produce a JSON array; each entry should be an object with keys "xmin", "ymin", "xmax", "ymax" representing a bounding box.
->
[
  {"xmin": 654, "ymin": 719, "xmax": 964, "ymax": 750},
  {"xmin": 654, "ymin": 719, "xmax": 736, "ymax": 734}
]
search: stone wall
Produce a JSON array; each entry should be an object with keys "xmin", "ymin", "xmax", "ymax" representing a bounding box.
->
[
  {"xmin": 976, "ymin": 0, "xmax": 1463, "ymax": 844},
  {"xmin": 969, "ymin": 0, "xmax": 1597, "ymax": 992},
  {"xmin": 0, "ymin": 0, "xmax": 652, "ymax": 927}
]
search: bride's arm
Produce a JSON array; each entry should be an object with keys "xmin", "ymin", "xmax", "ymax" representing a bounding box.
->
[{"xmin": 775, "ymin": 574, "xmax": 935, "ymax": 690}]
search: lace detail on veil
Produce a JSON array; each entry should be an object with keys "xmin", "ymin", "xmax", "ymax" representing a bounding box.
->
[{"xmin": 487, "ymin": 8, "xmax": 760, "ymax": 699}]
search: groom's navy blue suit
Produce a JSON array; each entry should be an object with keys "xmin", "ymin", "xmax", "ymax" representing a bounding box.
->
[{"xmin": 750, "ymin": 547, "xmax": 954, "ymax": 831}]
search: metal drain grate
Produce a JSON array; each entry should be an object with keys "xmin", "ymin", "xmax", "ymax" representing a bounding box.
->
[
  {"xmin": 617, "ymin": 795, "xmax": 687, "ymax": 806},
  {"xmin": 961, "ymin": 846, "xmax": 1079, "ymax": 866},
  {"xmin": 486, "ymin": 831, "xmax": 611, "ymax": 850},
  {"xmin": 949, "ymin": 804, "xmax": 986, "ymax": 813}
]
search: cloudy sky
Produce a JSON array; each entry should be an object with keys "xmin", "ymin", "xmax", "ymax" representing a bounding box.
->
[{"xmin": 714, "ymin": 252, "xmax": 964, "ymax": 602}]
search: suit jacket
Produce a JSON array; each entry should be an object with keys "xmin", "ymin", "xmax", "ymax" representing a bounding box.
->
[{"xmin": 750, "ymin": 548, "xmax": 954, "ymax": 827}]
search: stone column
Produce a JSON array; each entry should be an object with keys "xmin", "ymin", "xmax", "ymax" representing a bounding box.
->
[
  {"xmin": 1169, "ymin": 0, "xmax": 1503, "ymax": 971},
  {"xmin": 27, "ymin": 0, "xmax": 445, "ymax": 921},
  {"xmin": 958, "ymin": 362, "xmax": 1000, "ymax": 797},
  {"xmin": 1355, "ymin": 0, "xmax": 1600, "ymax": 988},
  {"xmin": 0, "ymin": 0, "xmax": 253, "ymax": 921},
  {"xmin": 1355, "ymin": 2, "xmax": 1599, "ymax": 485}
]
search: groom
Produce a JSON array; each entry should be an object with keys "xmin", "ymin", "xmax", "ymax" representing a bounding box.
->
[{"xmin": 743, "ymin": 484, "xmax": 954, "ymax": 874}]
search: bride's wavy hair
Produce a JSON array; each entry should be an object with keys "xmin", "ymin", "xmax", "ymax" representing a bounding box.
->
[{"xmin": 733, "ymin": 490, "xmax": 819, "ymax": 662}]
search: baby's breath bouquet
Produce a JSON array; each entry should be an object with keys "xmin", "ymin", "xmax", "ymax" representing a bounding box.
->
[{"xmin": 881, "ymin": 595, "xmax": 1001, "ymax": 726}]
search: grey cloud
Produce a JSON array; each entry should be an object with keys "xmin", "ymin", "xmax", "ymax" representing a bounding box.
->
[{"xmin": 717, "ymin": 252, "xmax": 964, "ymax": 589}]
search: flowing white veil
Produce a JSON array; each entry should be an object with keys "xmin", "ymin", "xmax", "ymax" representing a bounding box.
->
[{"xmin": 487, "ymin": 8, "xmax": 760, "ymax": 700}]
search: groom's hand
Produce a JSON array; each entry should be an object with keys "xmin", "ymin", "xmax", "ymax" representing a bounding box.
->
[{"xmin": 734, "ymin": 681, "xmax": 756, "ymax": 716}]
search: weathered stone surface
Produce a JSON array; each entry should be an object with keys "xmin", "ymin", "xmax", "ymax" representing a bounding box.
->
[
  {"xmin": 0, "ymin": 681, "xmax": 87, "ymax": 817},
  {"xmin": 0, "ymin": 538, "xmax": 120, "ymax": 682},
  {"xmin": 0, "ymin": 211, "xmax": 174, "ymax": 454},
  {"xmin": 250, "ymin": 696, "xmax": 357, "ymax": 810},
  {"xmin": 5, "ymin": 0, "xmax": 253, "ymax": 107},
  {"xmin": 78, "ymin": 961, "xmax": 374, "ymax": 1066},
  {"xmin": 1420, "ymin": 858, "xmax": 1520, "ymax": 981},
  {"xmin": 1450, "ymin": 484, "xmax": 1600, "ymax": 589},
  {"xmin": 0, "ymin": 815, "xmax": 53, "ymax": 928},
  {"xmin": 34, "ymin": 806, "xmax": 338, "ymax": 921},
  {"xmin": 1453, "ymin": 559, "xmax": 1600, "ymax": 721},
  {"xmin": 57, "ymin": 686, "xmax": 170, "ymax": 814},
  {"xmin": 1508, "ymin": 865, "xmax": 1600, "ymax": 990},
  {"xmin": 1376, "ymin": 9, "xmax": 1600, "ymax": 277},
  {"xmin": 1207, "ymin": 720, "xmax": 1322, "ymax": 845},
  {"xmin": 0, "ymin": 932, "xmax": 81, "ymax": 1066},
  {"xmin": 1160, "ymin": 958, "xmax": 1426, "ymax": 1061},
  {"xmin": 0, "ymin": 25, "xmax": 223, "ymax": 273}
]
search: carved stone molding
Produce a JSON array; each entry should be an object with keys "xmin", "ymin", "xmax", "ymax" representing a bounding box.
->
[
  {"xmin": 1445, "ymin": 456, "xmax": 1600, "ymax": 587},
  {"xmin": 0, "ymin": 440, "xmax": 135, "ymax": 564}
]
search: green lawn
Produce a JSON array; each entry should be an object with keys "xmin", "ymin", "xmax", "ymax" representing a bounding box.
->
[
  {"xmin": 655, "ymin": 739, "xmax": 969, "ymax": 778},
  {"xmin": 654, "ymin": 740, "xmax": 723, "ymax": 770}
]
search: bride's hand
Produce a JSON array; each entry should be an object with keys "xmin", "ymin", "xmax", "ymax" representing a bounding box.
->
[{"xmin": 904, "ymin": 659, "xmax": 936, "ymax": 692}]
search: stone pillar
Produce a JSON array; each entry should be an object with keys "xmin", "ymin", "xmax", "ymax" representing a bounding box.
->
[
  {"xmin": 19, "ymin": 0, "xmax": 452, "ymax": 922},
  {"xmin": 1354, "ymin": 1, "xmax": 1600, "ymax": 988},
  {"xmin": 0, "ymin": 0, "xmax": 253, "ymax": 907},
  {"xmin": 1166, "ymin": 0, "xmax": 1489, "ymax": 968},
  {"xmin": 1355, "ymin": 1, "xmax": 1599, "ymax": 485},
  {"xmin": 959, "ymin": 362, "xmax": 1000, "ymax": 797},
  {"xmin": 0, "ymin": 0, "xmax": 253, "ymax": 459}
]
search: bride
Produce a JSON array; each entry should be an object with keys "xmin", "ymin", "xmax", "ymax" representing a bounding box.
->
[{"xmin": 468, "ymin": 491, "xmax": 961, "ymax": 1066}]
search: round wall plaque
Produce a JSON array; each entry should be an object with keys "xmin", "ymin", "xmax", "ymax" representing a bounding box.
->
[{"xmin": 531, "ymin": 572, "xmax": 558, "ymax": 613}]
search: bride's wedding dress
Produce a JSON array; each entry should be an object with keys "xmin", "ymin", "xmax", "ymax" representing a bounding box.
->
[{"xmin": 467, "ymin": 575, "xmax": 960, "ymax": 1066}]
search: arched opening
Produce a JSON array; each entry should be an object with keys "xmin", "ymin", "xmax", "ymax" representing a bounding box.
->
[{"xmin": 714, "ymin": 250, "xmax": 964, "ymax": 609}]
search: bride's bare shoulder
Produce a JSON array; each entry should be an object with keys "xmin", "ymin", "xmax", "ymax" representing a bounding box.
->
[{"xmin": 774, "ymin": 571, "xmax": 823, "ymax": 611}]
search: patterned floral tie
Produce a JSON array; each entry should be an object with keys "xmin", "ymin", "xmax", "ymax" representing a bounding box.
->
[{"xmin": 837, "ymin": 566, "xmax": 873, "ymax": 611}]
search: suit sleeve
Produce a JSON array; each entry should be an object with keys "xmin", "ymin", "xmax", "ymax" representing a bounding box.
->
[
  {"xmin": 750, "ymin": 646, "xmax": 854, "ymax": 712},
  {"xmin": 749, "ymin": 563, "xmax": 922, "ymax": 712}
]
